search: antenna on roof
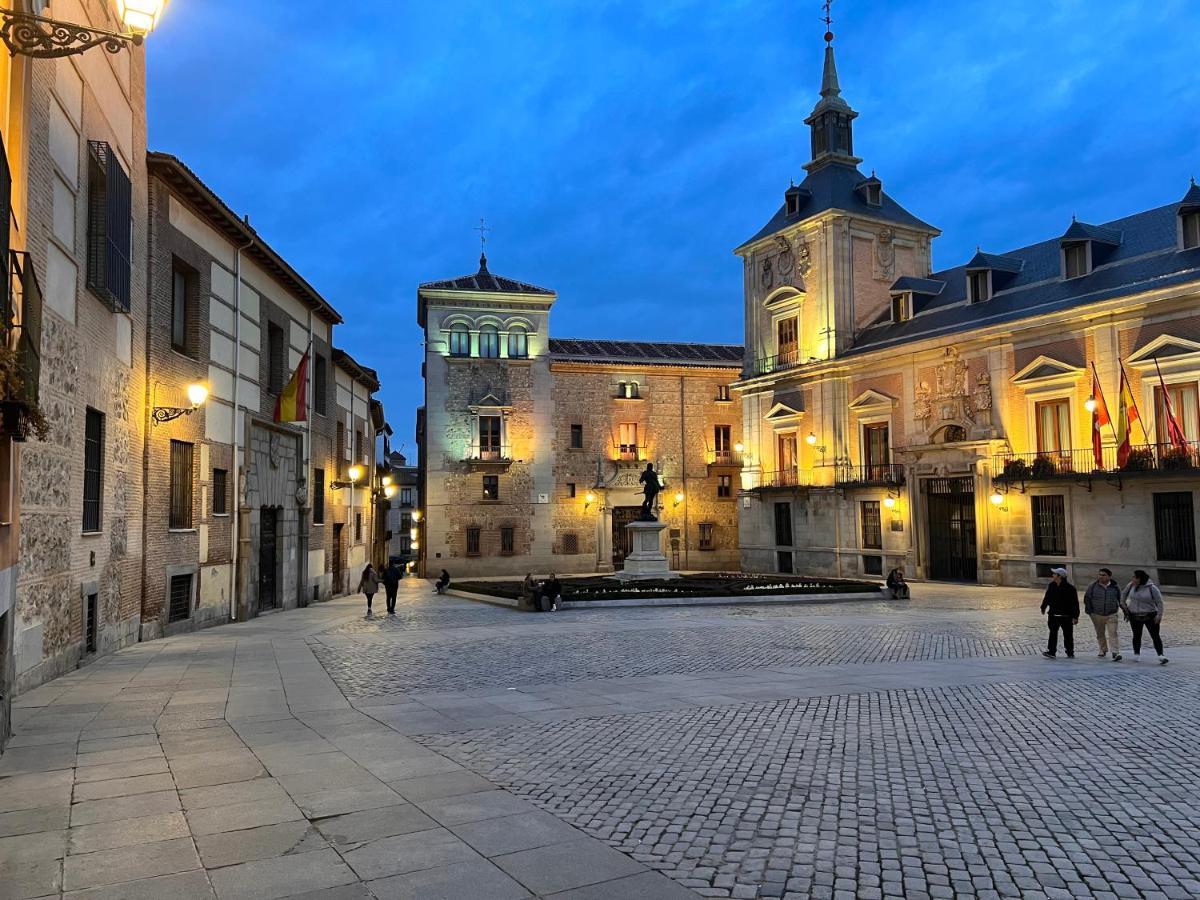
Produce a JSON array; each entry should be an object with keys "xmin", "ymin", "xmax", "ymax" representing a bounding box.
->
[{"xmin": 821, "ymin": 0, "xmax": 834, "ymax": 44}]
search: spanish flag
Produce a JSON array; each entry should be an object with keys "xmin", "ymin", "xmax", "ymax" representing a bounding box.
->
[
  {"xmin": 1115, "ymin": 364, "xmax": 1142, "ymax": 467},
  {"xmin": 274, "ymin": 346, "xmax": 309, "ymax": 424},
  {"xmin": 1089, "ymin": 362, "xmax": 1112, "ymax": 470}
]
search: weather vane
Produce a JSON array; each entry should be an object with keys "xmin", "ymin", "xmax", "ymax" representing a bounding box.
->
[
  {"xmin": 473, "ymin": 217, "xmax": 492, "ymax": 255},
  {"xmin": 822, "ymin": 0, "xmax": 834, "ymax": 44}
]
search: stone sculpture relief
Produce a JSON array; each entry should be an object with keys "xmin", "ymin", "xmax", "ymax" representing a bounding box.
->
[
  {"xmin": 874, "ymin": 227, "xmax": 896, "ymax": 281},
  {"xmin": 974, "ymin": 371, "xmax": 993, "ymax": 412}
]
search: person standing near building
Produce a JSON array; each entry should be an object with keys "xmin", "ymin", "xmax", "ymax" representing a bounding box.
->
[
  {"xmin": 1084, "ymin": 568, "xmax": 1122, "ymax": 661},
  {"xmin": 1121, "ymin": 569, "xmax": 1168, "ymax": 665},
  {"xmin": 382, "ymin": 560, "xmax": 403, "ymax": 615},
  {"xmin": 358, "ymin": 563, "xmax": 380, "ymax": 617},
  {"xmin": 1041, "ymin": 567, "xmax": 1079, "ymax": 659}
]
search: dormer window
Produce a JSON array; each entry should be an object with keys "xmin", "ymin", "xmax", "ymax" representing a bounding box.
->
[
  {"xmin": 1063, "ymin": 242, "xmax": 1089, "ymax": 279},
  {"xmin": 855, "ymin": 175, "xmax": 883, "ymax": 208},
  {"xmin": 1183, "ymin": 211, "xmax": 1200, "ymax": 250},
  {"xmin": 890, "ymin": 293, "xmax": 911, "ymax": 324},
  {"xmin": 967, "ymin": 270, "xmax": 990, "ymax": 303},
  {"xmin": 786, "ymin": 190, "xmax": 800, "ymax": 216}
]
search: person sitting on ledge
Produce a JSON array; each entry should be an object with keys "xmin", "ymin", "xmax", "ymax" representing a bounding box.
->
[
  {"xmin": 434, "ymin": 569, "xmax": 450, "ymax": 595},
  {"xmin": 886, "ymin": 567, "xmax": 910, "ymax": 600}
]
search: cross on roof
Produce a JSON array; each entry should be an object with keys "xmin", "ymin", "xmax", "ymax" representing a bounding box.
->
[{"xmin": 473, "ymin": 217, "xmax": 492, "ymax": 255}]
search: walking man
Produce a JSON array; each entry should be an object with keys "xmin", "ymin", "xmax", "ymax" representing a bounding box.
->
[
  {"xmin": 382, "ymin": 560, "xmax": 403, "ymax": 615},
  {"xmin": 1084, "ymin": 567, "xmax": 1122, "ymax": 661},
  {"xmin": 1041, "ymin": 567, "xmax": 1079, "ymax": 659}
]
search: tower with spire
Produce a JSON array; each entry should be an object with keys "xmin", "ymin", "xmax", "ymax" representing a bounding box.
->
[{"xmin": 804, "ymin": 33, "xmax": 862, "ymax": 172}]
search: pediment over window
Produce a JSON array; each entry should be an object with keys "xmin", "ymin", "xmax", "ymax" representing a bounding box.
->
[
  {"xmin": 848, "ymin": 389, "xmax": 896, "ymax": 413},
  {"xmin": 1011, "ymin": 355, "xmax": 1084, "ymax": 387},
  {"xmin": 764, "ymin": 286, "xmax": 804, "ymax": 309},
  {"xmin": 766, "ymin": 390, "xmax": 805, "ymax": 422},
  {"xmin": 1125, "ymin": 334, "xmax": 1200, "ymax": 374},
  {"xmin": 468, "ymin": 390, "xmax": 511, "ymax": 410}
]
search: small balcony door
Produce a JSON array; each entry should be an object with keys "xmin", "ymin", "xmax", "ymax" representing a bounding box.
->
[
  {"xmin": 479, "ymin": 416, "xmax": 502, "ymax": 460},
  {"xmin": 1035, "ymin": 399, "xmax": 1071, "ymax": 468},
  {"xmin": 618, "ymin": 423, "xmax": 638, "ymax": 461},
  {"xmin": 863, "ymin": 423, "xmax": 890, "ymax": 480}
]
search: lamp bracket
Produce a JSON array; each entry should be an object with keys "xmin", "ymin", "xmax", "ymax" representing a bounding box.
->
[
  {"xmin": 152, "ymin": 406, "xmax": 195, "ymax": 426},
  {"xmin": 0, "ymin": 10, "xmax": 143, "ymax": 59}
]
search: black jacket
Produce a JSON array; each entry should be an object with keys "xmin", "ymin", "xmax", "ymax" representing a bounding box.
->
[
  {"xmin": 382, "ymin": 565, "xmax": 402, "ymax": 589},
  {"xmin": 1041, "ymin": 580, "xmax": 1080, "ymax": 618}
]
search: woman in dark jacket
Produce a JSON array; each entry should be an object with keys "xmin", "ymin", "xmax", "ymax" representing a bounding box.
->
[
  {"xmin": 886, "ymin": 568, "xmax": 910, "ymax": 600},
  {"xmin": 1040, "ymin": 567, "xmax": 1080, "ymax": 659}
]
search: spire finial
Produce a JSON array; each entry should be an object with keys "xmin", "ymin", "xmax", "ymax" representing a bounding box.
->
[
  {"xmin": 473, "ymin": 217, "xmax": 492, "ymax": 272},
  {"xmin": 822, "ymin": 0, "xmax": 834, "ymax": 44}
]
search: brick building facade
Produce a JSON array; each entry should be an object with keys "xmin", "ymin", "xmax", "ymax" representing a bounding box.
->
[
  {"xmin": 419, "ymin": 255, "xmax": 743, "ymax": 577},
  {"xmin": 734, "ymin": 37, "xmax": 1200, "ymax": 591}
]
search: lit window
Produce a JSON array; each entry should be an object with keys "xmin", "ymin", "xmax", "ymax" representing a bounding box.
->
[
  {"xmin": 890, "ymin": 293, "xmax": 910, "ymax": 323},
  {"xmin": 618, "ymin": 423, "xmax": 638, "ymax": 460},
  {"xmin": 716, "ymin": 384, "xmax": 730, "ymax": 401},
  {"xmin": 482, "ymin": 475, "xmax": 500, "ymax": 501}
]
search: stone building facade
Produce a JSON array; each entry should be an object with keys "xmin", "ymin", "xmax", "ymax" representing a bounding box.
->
[
  {"xmin": 734, "ymin": 37, "xmax": 1200, "ymax": 591},
  {"xmin": 142, "ymin": 154, "xmax": 379, "ymax": 633},
  {"xmin": 13, "ymin": 9, "xmax": 149, "ymax": 694},
  {"xmin": 419, "ymin": 256, "xmax": 743, "ymax": 577},
  {"xmin": 383, "ymin": 450, "xmax": 421, "ymax": 571}
]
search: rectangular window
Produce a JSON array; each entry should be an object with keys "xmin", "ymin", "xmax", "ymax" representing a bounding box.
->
[
  {"xmin": 400, "ymin": 487, "xmax": 412, "ymax": 506},
  {"xmin": 1035, "ymin": 399, "xmax": 1071, "ymax": 455},
  {"xmin": 479, "ymin": 416, "xmax": 502, "ymax": 459},
  {"xmin": 448, "ymin": 326, "xmax": 470, "ymax": 357},
  {"xmin": 567, "ymin": 482, "xmax": 576, "ymax": 498},
  {"xmin": 570, "ymin": 423, "xmax": 584, "ymax": 449},
  {"xmin": 777, "ymin": 433, "xmax": 797, "ymax": 472},
  {"xmin": 718, "ymin": 474, "xmax": 732, "ymax": 498},
  {"xmin": 313, "ymin": 468, "xmax": 325, "ymax": 524},
  {"xmin": 861, "ymin": 500, "xmax": 882, "ymax": 550},
  {"xmin": 1154, "ymin": 492, "xmax": 1196, "ymax": 561},
  {"xmin": 83, "ymin": 408, "xmax": 104, "ymax": 533},
  {"xmin": 619, "ymin": 423, "xmax": 638, "ymax": 460},
  {"xmin": 561, "ymin": 532, "xmax": 579, "ymax": 554},
  {"xmin": 313, "ymin": 354, "xmax": 327, "ymax": 416},
  {"xmin": 1155, "ymin": 381, "xmax": 1199, "ymax": 443},
  {"xmin": 776, "ymin": 550, "xmax": 794, "ymax": 574},
  {"xmin": 466, "ymin": 526, "xmax": 481, "ymax": 556},
  {"xmin": 968, "ymin": 270, "xmax": 990, "ymax": 303},
  {"xmin": 85, "ymin": 141, "xmax": 132, "ymax": 312},
  {"xmin": 862, "ymin": 555, "xmax": 883, "ymax": 576},
  {"xmin": 774, "ymin": 502, "xmax": 793, "ymax": 547},
  {"xmin": 714, "ymin": 425, "xmax": 732, "ymax": 462},
  {"xmin": 355, "ymin": 512, "xmax": 362, "ymax": 543},
  {"xmin": 1032, "ymin": 495, "xmax": 1067, "ymax": 556},
  {"xmin": 891, "ymin": 293, "xmax": 909, "ymax": 323},
  {"xmin": 500, "ymin": 526, "xmax": 514, "ymax": 555},
  {"xmin": 336, "ymin": 422, "xmax": 346, "ymax": 476},
  {"xmin": 716, "ymin": 384, "xmax": 730, "ymax": 401},
  {"xmin": 863, "ymin": 424, "xmax": 890, "ymax": 476},
  {"xmin": 168, "ymin": 573, "xmax": 192, "ymax": 623},
  {"xmin": 170, "ymin": 440, "xmax": 194, "ymax": 529},
  {"xmin": 267, "ymin": 323, "xmax": 286, "ymax": 393},
  {"xmin": 1064, "ymin": 242, "xmax": 1088, "ymax": 278},
  {"xmin": 171, "ymin": 265, "xmax": 191, "ymax": 353},
  {"xmin": 355, "ymin": 429, "xmax": 364, "ymax": 462},
  {"xmin": 212, "ymin": 468, "xmax": 228, "ymax": 515},
  {"xmin": 699, "ymin": 523, "xmax": 715, "ymax": 550},
  {"xmin": 777, "ymin": 318, "xmax": 798, "ymax": 362},
  {"xmin": 482, "ymin": 474, "xmax": 500, "ymax": 501},
  {"xmin": 84, "ymin": 591, "xmax": 98, "ymax": 654},
  {"xmin": 1184, "ymin": 212, "xmax": 1200, "ymax": 250}
]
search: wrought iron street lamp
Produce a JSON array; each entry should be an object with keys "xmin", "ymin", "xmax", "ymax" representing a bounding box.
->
[
  {"xmin": 1, "ymin": 0, "xmax": 167, "ymax": 59},
  {"xmin": 152, "ymin": 381, "xmax": 207, "ymax": 425}
]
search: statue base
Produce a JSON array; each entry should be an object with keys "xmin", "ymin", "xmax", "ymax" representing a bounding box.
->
[{"xmin": 612, "ymin": 519, "xmax": 678, "ymax": 582}]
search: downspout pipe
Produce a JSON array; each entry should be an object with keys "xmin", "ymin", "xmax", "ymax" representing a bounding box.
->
[{"xmin": 229, "ymin": 219, "xmax": 255, "ymax": 622}]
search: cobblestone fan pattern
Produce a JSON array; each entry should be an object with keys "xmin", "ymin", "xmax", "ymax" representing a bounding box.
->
[
  {"xmin": 420, "ymin": 673, "xmax": 1200, "ymax": 899},
  {"xmin": 310, "ymin": 622, "xmax": 1039, "ymax": 696}
]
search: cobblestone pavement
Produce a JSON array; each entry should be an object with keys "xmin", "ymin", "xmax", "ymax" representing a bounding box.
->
[{"xmin": 4, "ymin": 580, "xmax": 1200, "ymax": 899}]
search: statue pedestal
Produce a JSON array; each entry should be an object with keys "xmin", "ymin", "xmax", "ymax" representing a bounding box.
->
[{"xmin": 613, "ymin": 519, "xmax": 678, "ymax": 582}]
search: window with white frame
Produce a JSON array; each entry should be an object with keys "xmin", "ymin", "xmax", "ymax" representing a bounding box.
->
[
  {"xmin": 448, "ymin": 324, "xmax": 470, "ymax": 357},
  {"xmin": 967, "ymin": 270, "xmax": 990, "ymax": 303},
  {"xmin": 507, "ymin": 326, "xmax": 528, "ymax": 358},
  {"xmin": 1063, "ymin": 242, "xmax": 1088, "ymax": 278},
  {"xmin": 479, "ymin": 325, "xmax": 500, "ymax": 358},
  {"xmin": 618, "ymin": 423, "xmax": 638, "ymax": 460},
  {"xmin": 1182, "ymin": 212, "xmax": 1200, "ymax": 250}
]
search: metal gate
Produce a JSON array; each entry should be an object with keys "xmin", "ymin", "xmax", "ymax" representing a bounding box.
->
[
  {"xmin": 926, "ymin": 477, "xmax": 977, "ymax": 582},
  {"xmin": 259, "ymin": 508, "xmax": 278, "ymax": 611},
  {"xmin": 611, "ymin": 506, "xmax": 641, "ymax": 569},
  {"xmin": 332, "ymin": 523, "xmax": 344, "ymax": 595}
]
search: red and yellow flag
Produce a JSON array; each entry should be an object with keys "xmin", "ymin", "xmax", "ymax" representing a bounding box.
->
[
  {"xmin": 1089, "ymin": 363, "xmax": 1112, "ymax": 470},
  {"xmin": 1115, "ymin": 365, "xmax": 1142, "ymax": 466},
  {"xmin": 274, "ymin": 346, "xmax": 310, "ymax": 424}
]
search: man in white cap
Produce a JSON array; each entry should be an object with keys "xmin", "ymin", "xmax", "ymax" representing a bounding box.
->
[{"xmin": 1040, "ymin": 567, "xmax": 1079, "ymax": 659}]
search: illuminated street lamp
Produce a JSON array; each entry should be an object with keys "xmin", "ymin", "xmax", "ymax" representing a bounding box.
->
[
  {"xmin": 673, "ymin": 491, "xmax": 685, "ymax": 507},
  {"xmin": 1084, "ymin": 397, "xmax": 1097, "ymax": 413},
  {"xmin": 347, "ymin": 465, "xmax": 364, "ymax": 484},
  {"xmin": 2, "ymin": 0, "xmax": 168, "ymax": 58},
  {"xmin": 383, "ymin": 484, "xmax": 397, "ymax": 500}
]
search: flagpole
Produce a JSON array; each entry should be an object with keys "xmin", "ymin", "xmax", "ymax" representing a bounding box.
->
[
  {"xmin": 1120, "ymin": 361, "xmax": 1146, "ymax": 440},
  {"xmin": 1090, "ymin": 361, "xmax": 1120, "ymax": 445}
]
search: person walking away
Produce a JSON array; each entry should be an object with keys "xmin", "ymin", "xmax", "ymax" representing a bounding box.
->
[
  {"xmin": 1121, "ymin": 569, "xmax": 1168, "ymax": 665},
  {"xmin": 434, "ymin": 569, "xmax": 450, "ymax": 595},
  {"xmin": 1041, "ymin": 567, "xmax": 1079, "ymax": 659},
  {"xmin": 358, "ymin": 563, "xmax": 380, "ymax": 617},
  {"xmin": 382, "ymin": 561, "xmax": 402, "ymax": 615},
  {"xmin": 1083, "ymin": 567, "xmax": 1122, "ymax": 660},
  {"xmin": 886, "ymin": 567, "xmax": 910, "ymax": 600}
]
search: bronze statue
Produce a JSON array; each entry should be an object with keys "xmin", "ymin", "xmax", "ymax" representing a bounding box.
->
[{"xmin": 638, "ymin": 463, "xmax": 662, "ymax": 521}]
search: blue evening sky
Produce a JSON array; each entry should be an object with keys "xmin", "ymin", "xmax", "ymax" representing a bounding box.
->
[{"xmin": 147, "ymin": 1, "xmax": 1199, "ymax": 454}]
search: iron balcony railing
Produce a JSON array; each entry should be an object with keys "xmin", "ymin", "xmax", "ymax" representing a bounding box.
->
[
  {"xmin": 613, "ymin": 445, "xmax": 648, "ymax": 463},
  {"xmin": 9, "ymin": 250, "xmax": 42, "ymax": 409},
  {"xmin": 835, "ymin": 463, "xmax": 906, "ymax": 487},
  {"xmin": 465, "ymin": 444, "xmax": 512, "ymax": 463},
  {"xmin": 756, "ymin": 469, "xmax": 812, "ymax": 489},
  {"xmin": 994, "ymin": 443, "xmax": 1200, "ymax": 481},
  {"xmin": 706, "ymin": 449, "xmax": 744, "ymax": 466},
  {"xmin": 751, "ymin": 348, "xmax": 802, "ymax": 377}
]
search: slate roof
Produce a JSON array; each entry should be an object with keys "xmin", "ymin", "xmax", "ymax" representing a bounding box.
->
[
  {"xmin": 420, "ymin": 254, "xmax": 554, "ymax": 296},
  {"xmin": 550, "ymin": 339, "xmax": 743, "ymax": 367},
  {"xmin": 332, "ymin": 348, "xmax": 380, "ymax": 391},
  {"xmin": 965, "ymin": 251, "xmax": 1023, "ymax": 273},
  {"xmin": 852, "ymin": 191, "xmax": 1200, "ymax": 356},
  {"xmin": 735, "ymin": 163, "xmax": 936, "ymax": 252}
]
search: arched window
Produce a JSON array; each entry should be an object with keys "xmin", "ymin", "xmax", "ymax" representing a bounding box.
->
[
  {"xmin": 479, "ymin": 325, "xmax": 500, "ymax": 358},
  {"xmin": 507, "ymin": 326, "xmax": 528, "ymax": 359},
  {"xmin": 448, "ymin": 324, "xmax": 470, "ymax": 357}
]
